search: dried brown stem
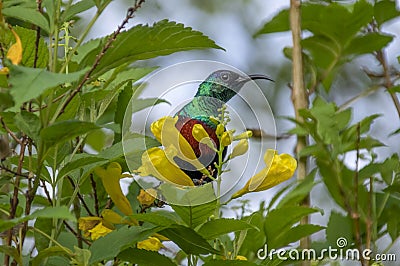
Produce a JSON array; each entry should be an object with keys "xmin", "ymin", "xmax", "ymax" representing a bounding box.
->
[
  {"xmin": 90, "ymin": 174, "xmax": 100, "ymax": 217},
  {"xmin": 0, "ymin": 117, "xmax": 21, "ymax": 145},
  {"xmin": 33, "ymin": 0, "xmax": 43, "ymax": 68},
  {"xmin": 56, "ymin": 0, "xmax": 146, "ymax": 117},
  {"xmin": 67, "ymin": 176, "xmax": 94, "ymax": 217},
  {"xmin": 5, "ymin": 137, "xmax": 27, "ymax": 266}
]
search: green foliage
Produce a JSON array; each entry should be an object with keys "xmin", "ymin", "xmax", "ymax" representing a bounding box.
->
[{"xmin": 1, "ymin": 0, "xmax": 400, "ymax": 265}]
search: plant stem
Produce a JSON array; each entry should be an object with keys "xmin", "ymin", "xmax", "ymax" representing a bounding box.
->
[{"xmin": 289, "ymin": 0, "xmax": 309, "ymax": 260}]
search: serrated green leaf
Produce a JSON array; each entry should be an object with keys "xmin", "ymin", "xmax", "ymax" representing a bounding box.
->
[
  {"xmin": 159, "ymin": 225, "xmax": 221, "ymax": 255},
  {"xmin": 61, "ymin": 0, "xmax": 95, "ymax": 22},
  {"xmin": 81, "ymin": 20, "xmax": 223, "ymax": 77},
  {"xmin": 161, "ymin": 183, "xmax": 217, "ymax": 228},
  {"xmin": 254, "ymin": 8, "xmax": 290, "ymax": 36},
  {"xmin": 40, "ymin": 120, "xmax": 99, "ymax": 148},
  {"xmin": 118, "ymin": 248, "xmax": 176, "ymax": 266},
  {"xmin": 14, "ymin": 111, "xmax": 40, "ymax": 141},
  {"xmin": 89, "ymin": 225, "xmax": 159, "ymax": 264},
  {"xmin": 374, "ymin": 0, "xmax": 400, "ymax": 26},
  {"xmin": 345, "ymin": 33, "xmax": 393, "ymax": 56},
  {"xmin": 198, "ymin": 218, "xmax": 257, "ymax": 240},
  {"xmin": 2, "ymin": 6, "xmax": 50, "ymax": 33},
  {"xmin": 13, "ymin": 26, "xmax": 49, "ymax": 68},
  {"xmin": 9, "ymin": 66, "xmax": 87, "ymax": 110}
]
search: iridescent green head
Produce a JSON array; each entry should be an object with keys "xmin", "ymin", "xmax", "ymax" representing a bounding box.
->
[{"xmin": 195, "ymin": 70, "xmax": 273, "ymax": 103}]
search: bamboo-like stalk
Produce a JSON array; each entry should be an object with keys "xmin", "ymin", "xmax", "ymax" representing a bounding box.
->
[{"xmin": 289, "ymin": 0, "xmax": 310, "ymax": 263}]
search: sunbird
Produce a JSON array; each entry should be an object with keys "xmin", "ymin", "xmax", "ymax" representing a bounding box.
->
[{"xmin": 174, "ymin": 70, "xmax": 272, "ymax": 185}]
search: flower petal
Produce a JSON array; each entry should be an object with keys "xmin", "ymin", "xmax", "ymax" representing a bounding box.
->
[
  {"xmin": 150, "ymin": 116, "xmax": 208, "ymax": 174},
  {"xmin": 7, "ymin": 29, "xmax": 22, "ymax": 65},
  {"xmin": 137, "ymin": 236, "xmax": 164, "ymax": 251},
  {"xmin": 137, "ymin": 146, "xmax": 195, "ymax": 186},
  {"xmin": 94, "ymin": 162, "xmax": 134, "ymax": 217},
  {"xmin": 231, "ymin": 150, "xmax": 297, "ymax": 199}
]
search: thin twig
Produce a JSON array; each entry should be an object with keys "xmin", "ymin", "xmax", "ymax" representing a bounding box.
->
[
  {"xmin": 290, "ymin": 0, "xmax": 310, "ymax": 261},
  {"xmin": 0, "ymin": 164, "xmax": 29, "ymax": 178},
  {"xmin": 90, "ymin": 174, "xmax": 100, "ymax": 217},
  {"xmin": 56, "ymin": 0, "xmax": 146, "ymax": 118},
  {"xmin": 5, "ymin": 137, "xmax": 27, "ymax": 266},
  {"xmin": 33, "ymin": 0, "xmax": 43, "ymax": 68},
  {"xmin": 0, "ymin": 117, "xmax": 21, "ymax": 145},
  {"xmin": 66, "ymin": 176, "xmax": 94, "ymax": 217}
]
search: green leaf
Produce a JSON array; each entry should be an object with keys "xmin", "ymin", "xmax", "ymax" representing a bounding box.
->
[
  {"xmin": 0, "ymin": 206, "xmax": 76, "ymax": 232},
  {"xmin": 273, "ymin": 224, "xmax": 325, "ymax": 249},
  {"xmin": 374, "ymin": 0, "xmax": 400, "ymax": 26},
  {"xmin": 254, "ymin": 8, "xmax": 290, "ymax": 36},
  {"xmin": 345, "ymin": 33, "xmax": 393, "ymax": 56},
  {"xmin": 9, "ymin": 66, "xmax": 87, "ymax": 110},
  {"xmin": 34, "ymin": 218, "xmax": 52, "ymax": 252},
  {"xmin": 14, "ymin": 111, "xmax": 40, "ymax": 141},
  {"xmin": 277, "ymin": 170, "xmax": 318, "ymax": 208},
  {"xmin": 58, "ymin": 156, "xmax": 107, "ymax": 180},
  {"xmin": 0, "ymin": 245, "xmax": 22, "ymax": 265},
  {"xmin": 132, "ymin": 98, "xmax": 170, "ymax": 113},
  {"xmin": 12, "ymin": 26, "xmax": 49, "ymax": 68},
  {"xmin": 118, "ymin": 248, "xmax": 176, "ymax": 266},
  {"xmin": 161, "ymin": 183, "xmax": 217, "ymax": 228},
  {"xmin": 2, "ymin": 6, "xmax": 50, "ymax": 33},
  {"xmin": 40, "ymin": 120, "xmax": 99, "ymax": 148},
  {"xmin": 264, "ymin": 206, "xmax": 320, "ymax": 249},
  {"xmin": 326, "ymin": 212, "xmax": 353, "ymax": 249},
  {"xmin": 130, "ymin": 212, "xmax": 178, "ymax": 227},
  {"xmin": 204, "ymin": 260, "xmax": 258, "ymax": 266},
  {"xmin": 31, "ymin": 246, "xmax": 71, "ymax": 266},
  {"xmin": 61, "ymin": 0, "xmax": 96, "ymax": 22},
  {"xmin": 71, "ymin": 246, "xmax": 91, "ymax": 266},
  {"xmin": 89, "ymin": 225, "xmax": 159, "ymax": 264},
  {"xmin": 197, "ymin": 218, "xmax": 257, "ymax": 240},
  {"xmin": 238, "ymin": 213, "xmax": 266, "ymax": 255},
  {"xmin": 159, "ymin": 225, "xmax": 221, "ymax": 255},
  {"xmin": 81, "ymin": 20, "xmax": 223, "ymax": 77}
]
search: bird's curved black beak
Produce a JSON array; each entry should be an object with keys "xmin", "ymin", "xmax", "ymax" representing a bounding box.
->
[
  {"xmin": 236, "ymin": 74, "xmax": 274, "ymax": 83},
  {"xmin": 249, "ymin": 74, "xmax": 274, "ymax": 82}
]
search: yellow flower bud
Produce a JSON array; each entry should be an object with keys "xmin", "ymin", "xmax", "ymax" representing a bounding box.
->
[
  {"xmin": 221, "ymin": 131, "xmax": 232, "ymax": 147},
  {"xmin": 235, "ymin": 255, "xmax": 247, "ymax": 260},
  {"xmin": 233, "ymin": 130, "xmax": 253, "ymax": 140},
  {"xmin": 137, "ymin": 237, "xmax": 164, "ymax": 251},
  {"xmin": 216, "ymin": 124, "xmax": 225, "ymax": 136},
  {"xmin": 230, "ymin": 139, "xmax": 249, "ymax": 158},
  {"xmin": 137, "ymin": 188, "xmax": 157, "ymax": 207},
  {"xmin": 192, "ymin": 124, "xmax": 209, "ymax": 142}
]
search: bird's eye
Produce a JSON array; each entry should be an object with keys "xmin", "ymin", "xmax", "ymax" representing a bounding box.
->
[{"xmin": 221, "ymin": 72, "xmax": 230, "ymax": 81}]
